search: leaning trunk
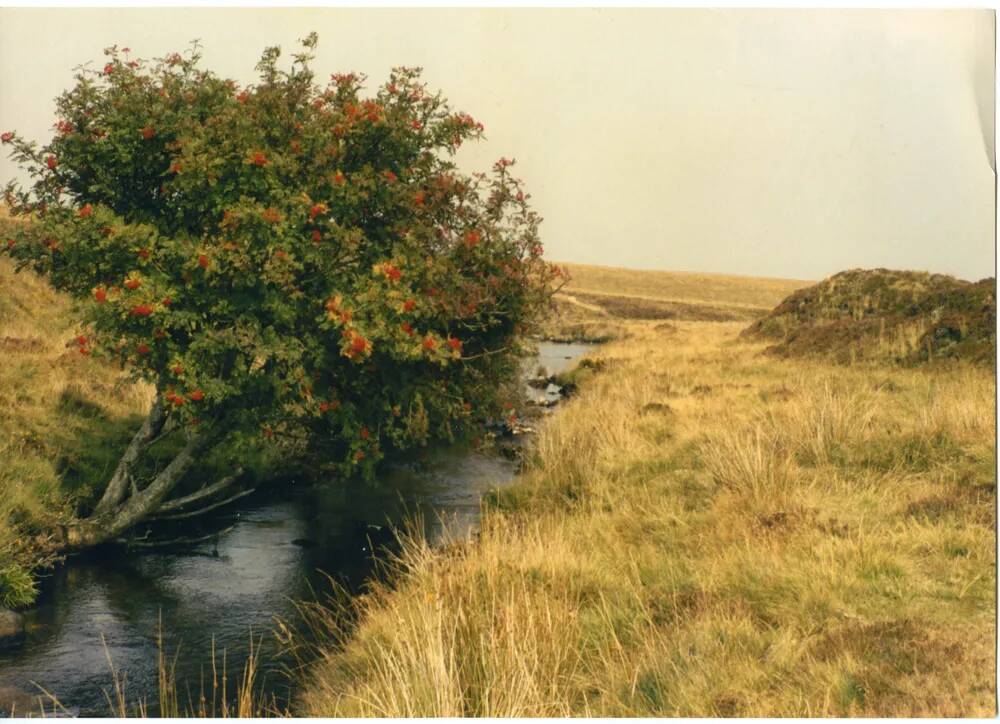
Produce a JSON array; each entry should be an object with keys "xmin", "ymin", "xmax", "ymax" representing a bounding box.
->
[
  {"xmin": 60, "ymin": 429, "xmax": 211, "ymax": 551},
  {"xmin": 91, "ymin": 394, "xmax": 167, "ymax": 518}
]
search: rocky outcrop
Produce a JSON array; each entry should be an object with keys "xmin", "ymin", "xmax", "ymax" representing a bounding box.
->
[{"xmin": 742, "ymin": 269, "xmax": 996, "ymax": 365}]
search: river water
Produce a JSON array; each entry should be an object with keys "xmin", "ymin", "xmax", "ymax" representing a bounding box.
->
[{"xmin": 0, "ymin": 341, "xmax": 593, "ymax": 716}]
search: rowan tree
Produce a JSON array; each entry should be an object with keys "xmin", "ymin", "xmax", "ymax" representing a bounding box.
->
[{"xmin": 1, "ymin": 34, "xmax": 556, "ymax": 549}]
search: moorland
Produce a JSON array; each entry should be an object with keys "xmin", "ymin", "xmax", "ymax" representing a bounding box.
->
[{"xmin": 0, "ymin": 257, "xmax": 995, "ymax": 716}]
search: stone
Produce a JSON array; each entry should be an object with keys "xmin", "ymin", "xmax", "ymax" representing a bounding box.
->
[{"xmin": 0, "ymin": 608, "xmax": 25, "ymax": 650}]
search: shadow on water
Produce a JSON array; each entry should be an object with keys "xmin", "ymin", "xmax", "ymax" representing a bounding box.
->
[{"xmin": 0, "ymin": 342, "xmax": 594, "ymax": 716}]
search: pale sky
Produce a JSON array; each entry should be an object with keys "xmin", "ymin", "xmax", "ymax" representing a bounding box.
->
[{"xmin": 0, "ymin": 8, "xmax": 994, "ymax": 281}]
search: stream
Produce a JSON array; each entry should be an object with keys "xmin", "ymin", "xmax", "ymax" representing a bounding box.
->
[{"xmin": 0, "ymin": 341, "xmax": 594, "ymax": 716}]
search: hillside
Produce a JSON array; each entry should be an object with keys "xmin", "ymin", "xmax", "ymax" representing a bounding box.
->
[
  {"xmin": 0, "ymin": 256, "xmax": 156, "ymax": 606},
  {"xmin": 0, "ymin": 207, "xmax": 158, "ymax": 605},
  {"xmin": 742, "ymin": 268, "xmax": 996, "ymax": 365},
  {"xmin": 542, "ymin": 262, "xmax": 810, "ymax": 341}
]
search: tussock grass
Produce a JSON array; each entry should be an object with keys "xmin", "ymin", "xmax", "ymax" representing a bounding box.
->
[{"xmin": 299, "ymin": 320, "xmax": 995, "ymax": 717}]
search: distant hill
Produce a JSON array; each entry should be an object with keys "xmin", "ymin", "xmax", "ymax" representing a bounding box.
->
[
  {"xmin": 741, "ymin": 268, "xmax": 996, "ymax": 365},
  {"xmin": 555, "ymin": 263, "xmax": 808, "ymax": 310},
  {"xmin": 540, "ymin": 262, "xmax": 810, "ymax": 341}
]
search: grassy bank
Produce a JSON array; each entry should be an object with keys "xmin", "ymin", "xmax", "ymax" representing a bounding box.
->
[
  {"xmin": 299, "ymin": 314, "xmax": 995, "ymax": 713},
  {"xmin": 0, "ymin": 250, "xmax": 274, "ymax": 608},
  {"xmin": 0, "ymin": 256, "xmax": 154, "ymax": 606}
]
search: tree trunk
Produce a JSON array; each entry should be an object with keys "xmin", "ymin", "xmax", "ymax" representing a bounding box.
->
[
  {"xmin": 91, "ymin": 394, "xmax": 167, "ymax": 518},
  {"xmin": 62, "ymin": 429, "xmax": 211, "ymax": 550}
]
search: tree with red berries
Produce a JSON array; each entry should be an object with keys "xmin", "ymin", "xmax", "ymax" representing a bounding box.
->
[{"xmin": 1, "ymin": 34, "xmax": 556, "ymax": 550}]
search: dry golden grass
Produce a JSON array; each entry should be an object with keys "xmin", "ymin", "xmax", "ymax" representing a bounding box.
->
[
  {"xmin": 126, "ymin": 631, "xmax": 280, "ymax": 718},
  {"xmin": 20, "ymin": 628, "xmax": 283, "ymax": 718},
  {"xmin": 299, "ymin": 317, "xmax": 995, "ymax": 717}
]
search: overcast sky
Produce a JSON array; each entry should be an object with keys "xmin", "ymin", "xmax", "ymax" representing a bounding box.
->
[{"xmin": 0, "ymin": 8, "xmax": 994, "ymax": 281}]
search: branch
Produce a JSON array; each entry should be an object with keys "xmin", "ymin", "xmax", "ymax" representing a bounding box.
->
[
  {"xmin": 143, "ymin": 415, "xmax": 180, "ymax": 450},
  {"xmin": 460, "ymin": 345, "xmax": 510, "ymax": 361},
  {"xmin": 154, "ymin": 468, "xmax": 245, "ymax": 514},
  {"xmin": 550, "ymin": 277, "xmax": 569, "ymax": 296},
  {"xmin": 152, "ymin": 488, "xmax": 255, "ymax": 521}
]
